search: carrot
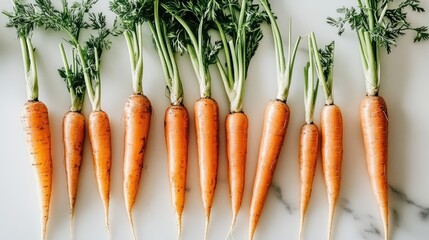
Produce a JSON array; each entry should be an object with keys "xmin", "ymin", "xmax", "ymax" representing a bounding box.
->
[
  {"xmin": 298, "ymin": 123, "xmax": 319, "ymax": 239},
  {"xmin": 165, "ymin": 105, "xmax": 189, "ymax": 238},
  {"xmin": 122, "ymin": 94, "xmax": 152, "ymax": 237},
  {"xmin": 310, "ymin": 34, "xmax": 343, "ymax": 240},
  {"xmin": 248, "ymin": 100, "xmax": 289, "ymax": 239},
  {"xmin": 246, "ymin": 2, "xmax": 301, "ymax": 238},
  {"xmin": 299, "ymin": 41, "xmax": 320, "ymax": 239},
  {"xmin": 360, "ymin": 96, "xmax": 388, "ymax": 239},
  {"xmin": 226, "ymin": 111, "xmax": 248, "ymax": 232},
  {"xmin": 194, "ymin": 98, "xmax": 219, "ymax": 237},
  {"xmin": 329, "ymin": 2, "xmax": 429, "ymax": 239},
  {"xmin": 21, "ymin": 101, "xmax": 53, "ymax": 240},
  {"xmin": 62, "ymin": 111, "xmax": 85, "ymax": 220},
  {"xmin": 4, "ymin": 4, "xmax": 53, "ymax": 238},
  {"xmin": 88, "ymin": 110, "xmax": 112, "ymax": 229},
  {"xmin": 149, "ymin": 1, "xmax": 191, "ymax": 237},
  {"xmin": 320, "ymin": 104, "xmax": 343, "ymax": 238}
]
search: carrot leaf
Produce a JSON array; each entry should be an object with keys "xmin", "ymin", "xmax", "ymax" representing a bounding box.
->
[
  {"xmin": 260, "ymin": 0, "xmax": 301, "ymax": 102},
  {"xmin": 3, "ymin": 1, "xmax": 39, "ymax": 101},
  {"xmin": 328, "ymin": 0, "xmax": 429, "ymax": 96}
]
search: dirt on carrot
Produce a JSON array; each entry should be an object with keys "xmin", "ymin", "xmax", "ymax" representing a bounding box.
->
[
  {"xmin": 165, "ymin": 104, "xmax": 189, "ymax": 238},
  {"xmin": 248, "ymin": 100, "xmax": 290, "ymax": 239},
  {"xmin": 21, "ymin": 100, "xmax": 53, "ymax": 240},
  {"xmin": 88, "ymin": 110, "xmax": 112, "ymax": 230}
]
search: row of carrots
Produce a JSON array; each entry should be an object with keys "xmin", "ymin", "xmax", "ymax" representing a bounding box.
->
[{"xmin": 5, "ymin": 0, "xmax": 428, "ymax": 240}]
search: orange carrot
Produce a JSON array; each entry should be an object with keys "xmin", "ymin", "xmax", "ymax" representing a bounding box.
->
[
  {"xmin": 298, "ymin": 123, "xmax": 319, "ymax": 239},
  {"xmin": 248, "ymin": 100, "xmax": 289, "ymax": 239},
  {"xmin": 194, "ymin": 98, "xmax": 219, "ymax": 238},
  {"xmin": 123, "ymin": 94, "xmax": 152, "ymax": 237},
  {"xmin": 310, "ymin": 33, "xmax": 342, "ymax": 239},
  {"xmin": 360, "ymin": 96, "xmax": 388, "ymax": 240},
  {"xmin": 88, "ymin": 110, "xmax": 112, "ymax": 230},
  {"xmin": 165, "ymin": 104, "xmax": 189, "ymax": 238},
  {"xmin": 21, "ymin": 101, "xmax": 53, "ymax": 240},
  {"xmin": 299, "ymin": 48, "xmax": 320, "ymax": 239},
  {"xmin": 63, "ymin": 111, "xmax": 85, "ymax": 219},
  {"xmin": 226, "ymin": 111, "xmax": 248, "ymax": 233},
  {"xmin": 320, "ymin": 104, "xmax": 343, "ymax": 239}
]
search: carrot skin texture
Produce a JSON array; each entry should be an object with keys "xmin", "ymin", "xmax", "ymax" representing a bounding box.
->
[
  {"xmin": 63, "ymin": 111, "xmax": 85, "ymax": 217},
  {"xmin": 248, "ymin": 100, "xmax": 290, "ymax": 240},
  {"xmin": 21, "ymin": 101, "xmax": 52, "ymax": 240},
  {"xmin": 88, "ymin": 110, "xmax": 112, "ymax": 228},
  {"xmin": 165, "ymin": 105, "xmax": 189, "ymax": 237},
  {"xmin": 320, "ymin": 104, "xmax": 343, "ymax": 240},
  {"xmin": 123, "ymin": 95, "xmax": 152, "ymax": 213},
  {"xmin": 360, "ymin": 96, "xmax": 389, "ymax": 240},
  {"xmin": 226, "ymin": 111, "xmax": 248, "ymax": 228},
  {"xmin": 195, "ymin": 98, "xmax": 219, "ymax": 234},
  {"xmin": 299, "ymin": 123, "xmax": 319, "ymax": 238}
]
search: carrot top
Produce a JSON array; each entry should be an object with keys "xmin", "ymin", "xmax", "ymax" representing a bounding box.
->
[
  {"xmin": 328, "ymin": 0, "xmax": 429, "ymax": 96},
  {"xmin": 34, "ymin": 0, "xmax": 113, "ymax": 111},
  {"xmin": 147, "ymin": 0, "xmax": 184, "ymax": 106},
  {"xmin": 110, "ymin": 0, "xmax": 154, "ymax": 95},
  {"xmin": 162, "ymin": 0, "xmax": 221, "ymax": 99},
  {"xmin": 260, "ymin": 0, "xmax": 301, "ymax": 102},
  {"xmin": 304, "ymin": 36, "xmax": 319, "ymax": 125},
  {"xmin": 309, "ymin": 33, "xmax": 335, "ymax": 105},
  {"xmin": 214, "ymin": 0, "xmax": 267, "ymax": 113},
  {"xmin": 3, "ymin": 1, "xmax": 39, "ymax": 101}
]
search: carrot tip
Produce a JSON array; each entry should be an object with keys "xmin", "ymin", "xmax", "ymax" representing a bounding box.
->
[
  {"xmin": 177, "ymin": 213, "xmax": 183, "ymax": 240},
  {"xmin": 204, "ymin": 213, "xmax": 211, "ymax": 240},
  {"xmin": 226, "ymin": 215, "xmax": 237, "ymax": 240},
  {"xmin": 127, "ymin": 211, "xmax": 137, "ymax": 240}
]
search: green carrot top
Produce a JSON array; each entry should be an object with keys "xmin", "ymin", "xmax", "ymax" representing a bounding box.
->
[
  {"xmin": 214, "ymin": 0, "xmax": 267, "ymax": 113},
  {"xmin": 309, "ymin": 32, "xmax": 335, "ymax": 106},
  {"xmin": 4, "ymin": 0, "xmax": 40, "ymax": 101},
  {"xmin": 260, "ymin": 0, "xmax": 301, "ymax": 102},
  {"xmin": 110, "ymin": 0, "xmax": 154, "ymax": 95},
  {"xmin": 304, "ymin": 36, "xmax": 319, "ymax": 125},
  {"xmin": 34, "ymin": 0, "xmax": 113, "ymax": 112},
  {"xmin": 162, "ymin": 0, "xmax": 221, "ymax": 99},
  {"xmin": 328, "ymin": 0, "xmax": 429, "ymax": 96},
  {"xmin": 148, "ymin": 0, "xmax": 184, "ymax": 106}
]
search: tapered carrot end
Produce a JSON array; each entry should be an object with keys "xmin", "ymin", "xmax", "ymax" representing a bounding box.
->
[
  {"xmin": 41, "ymin": 215, "xmax": 48, "ymax": 240},
  {"xmin": 299, "ymin": 214, "xmax": 305, "ymax": 240},
  {"xmin": 226, "ymin": 214, "xmax": 237, "ymax": 240},
  {"xmin": 204, "ymin": 213, "xmax": 211, "ymax": 240},
  {"xmin": 70, "ymin": 211, "xmax": 75, "ymax": 240},
  {"xmin": 176, "ymin": 212, "xmax": 183, "ymax": 240},
  {"xmin": 327, "ymin": 203, "xmax": 336, "ymax": 240},
  {"xmin": 127, "ymin": 210, "xmax": 137, "ymax": 240}
]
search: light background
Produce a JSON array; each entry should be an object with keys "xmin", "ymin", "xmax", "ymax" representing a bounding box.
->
[{"xmin": 0, "ymin": 1, "xmax": 428, "ymax": 239}]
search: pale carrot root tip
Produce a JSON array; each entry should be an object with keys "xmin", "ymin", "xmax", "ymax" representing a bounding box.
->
[
  {"xmin": 204, "ymin": 213, "xmax": 211, "ymax": 240},
  {"xmin": 226, "ymin": 213, "xmax": 237, "ymax": 240},
  {"xmin": 127, "ymin": 210, "xmax": 137, "ymax": 240},
  {"xmin": 177, "ymin": 212, "xmax": 183, "ymax": 240}
]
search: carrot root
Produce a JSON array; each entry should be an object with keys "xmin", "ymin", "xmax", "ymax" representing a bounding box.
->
[
  {"xmin": 123, "ymin": 94, "xmax": 152, "ymax": 239},
  {"xmin": 298, "ymin": 123, "xmax": 319, "ymax": 240},
  {"xmin": 63, "ymin": 111, "xmax": 85, "ymax": 223},
  {"xmin": 165, "ymin": 105, "xmax": 189, "ymax": 239},
  {"xmin": 360, "ymin": 96, "xmax": 389, "ymax": 240},
  {"xmin": 249, "ymin": 100, "xmax": 290, "ymax": 240},
  {"xmin": 21, "ymin": 101, "xmax": 52, "ymax": 240},
  {"xmin": 320, "ymin": 104, "xmax": 343, "ymax": 240},
  {"xmin": 226, "ymin": 111, "xmax": 248, "ymax": 233},
  {"xmin": 88, "ymin": 110, "xmax": 112, "ymax": 231},
  {"xmin": 195, "ymin": 98, "xmax": 219, "ymax": 239}
]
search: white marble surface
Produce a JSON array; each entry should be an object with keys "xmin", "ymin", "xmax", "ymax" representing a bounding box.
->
[{"xmin": 1, "ymin": 1, "xmax": 429, "ymax": 240}]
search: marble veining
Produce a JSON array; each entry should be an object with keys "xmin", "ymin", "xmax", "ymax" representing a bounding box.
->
[
  {"xmin": 271, "ymin": 183, "xmax": 295, "ymax": 214},
  {"xmin": 389, "ymin": 185, "xmax": 429, "ymax": 222}
]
